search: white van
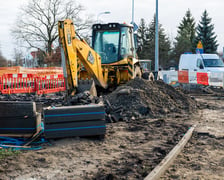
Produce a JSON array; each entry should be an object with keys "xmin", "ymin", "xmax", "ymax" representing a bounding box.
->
[{"xmin": 179, "ymin": 53, "xmax": 224, "ymax": 72}]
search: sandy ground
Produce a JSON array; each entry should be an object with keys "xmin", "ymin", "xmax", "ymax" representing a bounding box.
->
[{"xmin": 162, "ymin": 96, "xmax": 224, "ymax": 180}]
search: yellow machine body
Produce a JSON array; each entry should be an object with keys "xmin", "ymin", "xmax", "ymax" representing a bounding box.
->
[{"xmin": 58, "ymin": 19, "xmax": 141, "ymax": 94}]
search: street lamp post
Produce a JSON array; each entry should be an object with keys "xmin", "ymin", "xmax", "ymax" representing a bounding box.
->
[
  {"xmin": 97, "ymin": 11, "xmax": 111, "ymax": 23},
  {"xmin": 132, "ymin": 0, "xmax": 134, "ymax": 23},
  {"xmin": 155, "ymin": 0, "xmax": 159, "ymax": 78}
]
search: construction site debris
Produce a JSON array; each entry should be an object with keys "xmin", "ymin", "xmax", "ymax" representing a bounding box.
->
[
  {"xmin": 44, "ymin": 104, "xmax": 106, "ymax": 139},
  {"xmin": 0, "ymin": 78, "xmax": 197, "ymax": 123},
  {"xmin": 0, "ymin": 101, "xmax": 39, "ymax": 137},
  {"xmin": 104, "ymin": 78, "xmax": 197, "ymax": 122}
]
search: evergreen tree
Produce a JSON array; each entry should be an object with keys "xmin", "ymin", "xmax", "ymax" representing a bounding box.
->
[
  {"xmin": 138, "ymin": 19, "xmax": 147, "ymax": 46},
  {"xmin": 137, "ymin": 19, "xmax": 148, "ymax": 58},
  {"xmin": 138, "ymin": 16, "xmax": 171, "ymax": 69},
  {"xmin": 172, "ymin": 9, "xmax": 196, "ymax": 65},
  {"xmin": 195, "ymin": 10, "xmax": 218, "ymax": 53}
]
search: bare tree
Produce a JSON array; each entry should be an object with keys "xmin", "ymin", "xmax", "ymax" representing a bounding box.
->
[
  {"xmin": 13, "ymin": 48, "xmax": 24, "ymax": 66},
  {"xmin": 0, "ymin": 45, "xmax": 8, "ymax": 67},
  {"xmin": 12, "ymin": 0, "xmax": 93, "ymax": 57}
]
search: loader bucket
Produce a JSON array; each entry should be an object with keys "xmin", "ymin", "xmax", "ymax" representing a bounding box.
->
[{"xmin": 77, "ymin": 79, "xmax": 97, "ymax": 97}]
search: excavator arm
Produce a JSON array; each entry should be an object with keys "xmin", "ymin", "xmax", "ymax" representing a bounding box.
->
[
  {"xmin": 55, "ymin": 19, "xmax": 106, "ymax": 138},
  {"xmin": 58, "ymin": 19, "xmax": 108, "ymax": 94}
]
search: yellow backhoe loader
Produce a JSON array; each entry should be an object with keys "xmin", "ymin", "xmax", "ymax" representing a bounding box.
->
[
  {"xmin": 40, "ymin": 19, "xmax": 150, "ymax": 139},
  {"xmin": 58, "ymin": 19, "xmax": 143, "ymax": 96},
  {"xmin": 0, "ymin": 19, "xmax": 152, "ymax": 139}
]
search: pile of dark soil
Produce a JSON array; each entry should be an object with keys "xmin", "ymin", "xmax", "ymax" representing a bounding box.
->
[{"xmin": 104, "ymin": 78, "xmax": 197, "ymax": 121}]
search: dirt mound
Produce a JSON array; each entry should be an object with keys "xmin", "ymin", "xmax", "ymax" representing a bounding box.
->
[{"xmin": 104, "ymin": 78, "xmax": 197, "ymax": 121}]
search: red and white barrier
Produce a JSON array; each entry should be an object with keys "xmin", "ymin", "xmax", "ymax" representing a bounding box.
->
[
  {"xmin": 0, "ymin": 74, "xmax": 37, "ymax": 94},
  {"xmin": 36, "ymin": 74, "xmax": 66, "ymax": 95},
  {"xmin": 209, "ymin": 72, "xmax": 224, "ymax": 87},
  {"xmin": 0, "ymin": 74, "xmax": 66, "ymax": 95},
  {"xmin": 197, "ymin": 72, "xmax": 209, "ymax": 86},
  {"xmin": 178, "ymin": 71, "xmax": 189, "ymax": 84},
  {"xmin": 158, "ymin": 71, "xmax": 178, "ymax": 84},
  {"xmin": 160, "ymin": 70, "xmax": 224, "ymax": 88}
]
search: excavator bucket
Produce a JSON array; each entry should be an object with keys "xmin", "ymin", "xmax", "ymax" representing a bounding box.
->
[{"xmin": 77, "ymin": 79, "xmax": 97, "ymax": 97}]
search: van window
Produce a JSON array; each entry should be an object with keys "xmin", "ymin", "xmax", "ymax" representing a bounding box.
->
[
  {"xmin": 197, "ymin": 59, "xmax": 203, "ymax": 67},
  {"xmin": 203, "ymin": 58, "xmax": 224, "ymax": 67}
]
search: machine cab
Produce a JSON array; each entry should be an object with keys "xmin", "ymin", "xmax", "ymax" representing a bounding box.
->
[{"xmin": 92, "ymin": 23, "xmax": 136, "ymax": 64}]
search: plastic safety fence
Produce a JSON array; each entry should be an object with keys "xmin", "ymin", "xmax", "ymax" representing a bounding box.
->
[
  {"xmin": 0, "ymin": 66, "xmax": 63, "ymax": 76},
  {"xmin": 43, "ymin": 104, "xmax": 106, "ymax": 139},
  {"xmin": 160, "ymin": 70, "xmax": 224, "ymax": 88},
  {"xmin": 0, "ymin": 73, "xmax": 66, "ymax": 95},
  {"xmin": 36, "ymin": 74, "xmax": 66, "ymax": 95},
  {"xmin": 158, "ymin": 71, "xmax": 178, "ymax": 84},
  {"xmin": 178, "ymin": 71, "xmax": 189, "ymax": 84},
  {"xmin": 208, "ymin": 72, "xmax": 224, "ymax": 87},
  {"xmin": 0, "ymin": 74, "xmax": 36, "ymax": 94},
  {"xmin": 197, "ymin": 72, "xmax": 209, "ymax": 86}
]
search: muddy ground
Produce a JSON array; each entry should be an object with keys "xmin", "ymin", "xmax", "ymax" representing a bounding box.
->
[{"xmin": 0, "ymin": 81, "xmax": 223, "ymax": 180}]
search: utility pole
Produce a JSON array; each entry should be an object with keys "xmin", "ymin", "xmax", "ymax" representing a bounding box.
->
[
  {"xmin": 223, "ymin": 47, "xmax": 224, "ymax": 59},
  {"xmin": 132, "ymin": 0, "xmax": 134, "ymax": 23},
  {"xmin": 155, "ymin": 0, "xmax": 159, "ymax": 78}
]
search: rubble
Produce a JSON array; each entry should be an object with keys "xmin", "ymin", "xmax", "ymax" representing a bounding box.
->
[{"xmin": 0, "ymin": 91, "xmax": 101, "ymax": 111}]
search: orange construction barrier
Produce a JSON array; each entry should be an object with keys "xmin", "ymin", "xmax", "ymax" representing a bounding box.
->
[
  {"xmin": 178, "ymin": 71, "xmax": 189, "ymax": 84},
  {"xmin": 20, "ymin": 67, "xmax": 63, "ymax": 76},
  {"xmin": 0, "ymin": 76, "xmax": 2, "ymax": 92},
  {"xmin": 0, "ymin": 66, "xmax": 63, "ymax": 77},
  {"xmin": 0, "ymin": 67, "xmax": 21, "ymax": 76},
  {"xmin": 36, "ymin": 74, "xmax": 66, "ymax": 95},
  {"xmin": 197, "ymin": 72, "xmax": 209, "ymax": 86},
  {"xmin": 0, "ymin": 73, "xmax": 66, "ymax": 95},
  {"xmin": 0, "ymin": 74, "xmax": 37, "ymax": 94}
]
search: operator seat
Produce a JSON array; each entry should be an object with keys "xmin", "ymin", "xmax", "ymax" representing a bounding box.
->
[{"xmin": 105, "ymin": 43, "xmax": 117, "ymax": 62}]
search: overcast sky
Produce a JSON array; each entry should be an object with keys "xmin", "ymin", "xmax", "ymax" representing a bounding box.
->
[{"xmin": 0, "ymin": 0, "xmax": 223, "ymax": 60}]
